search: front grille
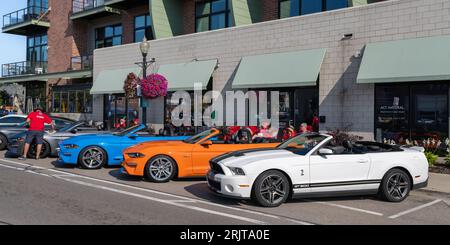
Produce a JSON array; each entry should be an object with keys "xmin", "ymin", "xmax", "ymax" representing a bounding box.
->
[
  {"xmin": 207, "ymin": 177, "xmax": 221, "ymax": 191},
  {"xmin": 209, "ymin": 160, "xmax": 225, "ymax": 175}
]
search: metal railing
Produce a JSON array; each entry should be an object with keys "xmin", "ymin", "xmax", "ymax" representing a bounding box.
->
[
  {"xmin": 1, "ymin": 61, "xmax": 48, "ymax": 77},
  {"xmin": 70, "ymin": 55, "xmax": 93, "ymax": 71},
  {"xmin": 2, "ymin": 6, "xmax": 49, "ymax": 28},
  {"xmin": 72, "ymin": 0, "xmax": 106, "ymax": 14}
]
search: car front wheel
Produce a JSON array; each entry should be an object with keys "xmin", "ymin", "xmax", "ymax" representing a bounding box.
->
[
  {"xmin": 379, "ymin": 168, "xmax": 411, "ymax": 202},
  {"xmin": 252, "ymin": 170, "xmax": 290, "ymax": 207},
  {"xmin": 145, "ymin": 155, "xmax": 177, "ymax": 183},
  {"xmin": 78, "ymin": 146, "xmax": 107, "ymax": 169}
]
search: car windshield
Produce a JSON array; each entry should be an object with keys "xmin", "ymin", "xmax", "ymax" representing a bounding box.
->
[
  {"xmin": 278, "ymin": 134, "xmax": 329, "ymax": 155},
  {"xmin": 183, "ymin": 129, "xmax": 215, "ymax": 144},
  {"xmin": 113, "ymin": 125, "xmax": 142, "ymax": 136},
  {"xmin": 59, "ymin": 122, "xmax": 85, "ymax": 132}
]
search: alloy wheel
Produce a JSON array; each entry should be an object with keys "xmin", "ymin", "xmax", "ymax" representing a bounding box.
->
[
  {"xmin": 387, "ymin": 173, "xmax": 409, "ymax": 200},
  {"xmin": 82, "ymin": 148, "xmax": 104, "ymax": 169},
  {"xmin": 149, "ymin": 157, "xmax": 173, "ymax": 182},
  {"xmin": 259, "ymin": 175, "xmax": 287, "ymax": 205}
]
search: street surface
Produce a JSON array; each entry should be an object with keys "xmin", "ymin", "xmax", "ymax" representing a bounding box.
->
[{"xmin": 0, "ymin": 156, "xmax": 449, "ymax": 225}]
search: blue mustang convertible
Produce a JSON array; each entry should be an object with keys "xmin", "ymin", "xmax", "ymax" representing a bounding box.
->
[{"xmin": 58, "ymin": 124, "xmax": 189, "ymax": 169}]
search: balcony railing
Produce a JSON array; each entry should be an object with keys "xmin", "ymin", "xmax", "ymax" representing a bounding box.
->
[
  {"xmin": 1, "ymin": 61, "xmax": 48, "ymax": 77},
  {"xmin": 72, "ymin": 0, "xmax": 106, "ymax": 14},
  {"xmin": 70, "ymin": 55, "xmax": 93, "ymax": 71},
  {"xmin": 2, "ymin": 6, "xmax": 49, "ymax": 29}
]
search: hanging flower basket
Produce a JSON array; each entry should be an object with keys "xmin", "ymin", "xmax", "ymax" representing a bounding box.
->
[
  {"xmin": 123, "ymin": 73, "xmax": 139, "ymax": 98},
  {"xmin": 141, "ymin": 73, "xmax": 168, "ymax": 99}
]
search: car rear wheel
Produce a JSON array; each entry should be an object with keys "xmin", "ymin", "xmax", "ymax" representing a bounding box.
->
[
  {"xmin": 379, "ymin": 168, "xmax": 411, "ymax": 202},
  {"xmin": 145, "ymin": 155, "xmax": 177, "ymax": 183},
  {"xmin": 0, "ymin": 134, "xmax": 7, "ymax": 150},
  {"xmin": 27, "ymin": 141, "xmax": 51, "ymax": 159},
  {"xmin": 78, "ymin": 146, "xmax": 107, "ymax": 169},
  {"xmin": 252, "ymin": 170, "xmax": 290, "ymax": 207}
]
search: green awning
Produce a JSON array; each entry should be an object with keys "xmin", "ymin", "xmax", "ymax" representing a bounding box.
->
[
  {"xmin": 232, "ymin": 49, "xmax": 326, "ymax": 89},
  {"xmin": 0, "ymin": 70, "xmax": 92, "ymax": 84},
  {"xmin": 157, "ymin": 59, "xmax": 218, "ymax": 91},
  {"xmin": 91, "ymin": 67, "xmax": 140, "ymax": 95},
  {"xmin": 357, "ymin": 35, "xmax": 450, "ymax": 84}
]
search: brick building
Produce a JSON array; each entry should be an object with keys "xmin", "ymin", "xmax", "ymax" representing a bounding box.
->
[{"xmin": 2, "ymin": 0, "xmax": 450, "ymax": 142}]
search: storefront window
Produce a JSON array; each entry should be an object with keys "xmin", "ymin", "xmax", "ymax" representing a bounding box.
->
[
  {"xmin": 375, "ymin": 83, "xmax": 449, "ymax": 143},
  {"xmin": 165, "ymin": 91, "xmax": 212, "ymax": 135},
  {"xmin": 104, "ymin": 95, "xmax": 140, "ymax": 130},
  {"xmin": 52, "ymin": 87, "xmax": 93, "ymax": 113},
  {"xmin": 253, "ymin": 87, "xmax": 318, "ymax": 130}
]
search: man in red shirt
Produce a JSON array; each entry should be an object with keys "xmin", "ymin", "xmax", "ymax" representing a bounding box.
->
[{"xmin": 19, "ymin": 108, "xmax": 55, "ymax": 160}]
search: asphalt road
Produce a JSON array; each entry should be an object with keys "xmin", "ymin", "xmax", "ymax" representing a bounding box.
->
[{"xmin": 0, "ymin": 156, "xmax": 449, "ymax": 225}]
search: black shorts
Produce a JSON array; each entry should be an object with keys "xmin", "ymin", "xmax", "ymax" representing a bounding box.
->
[{"xmin": 25, "ymin": 131, "xmax": 44, "ymax": 145}]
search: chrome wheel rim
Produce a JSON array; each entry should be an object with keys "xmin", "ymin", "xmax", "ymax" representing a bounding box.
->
[
  {"xmin": 260, "ymin": 175, "xmax": 287, "ymax": 205},
  {"xmin": 387, "ymin": 173, "xmax": 409, "ymax": 199},
  {"xmin": 149, "ymin": 157, "xmax": 173, "ymax": 181},
  {"xmin": 82, "ymin": 148, "xmax": 104, "ymax": 168}
]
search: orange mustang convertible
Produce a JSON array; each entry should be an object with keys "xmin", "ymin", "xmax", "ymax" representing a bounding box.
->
[{"xmin": 121, "ymin": 128, "xmax": 279, "ymax": 182}]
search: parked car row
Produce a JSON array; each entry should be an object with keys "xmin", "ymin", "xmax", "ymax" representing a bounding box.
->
[{"xmin": 0, "ymin": 115, "xmax": 430, "ymax": 207}]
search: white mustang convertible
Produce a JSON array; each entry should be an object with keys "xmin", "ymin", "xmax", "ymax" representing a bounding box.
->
[{"xmin": 207, "ymin": 133, "xmax": 429, "ymax": 207}]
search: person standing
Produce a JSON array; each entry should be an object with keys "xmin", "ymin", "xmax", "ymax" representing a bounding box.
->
[{"xmin": 19, "ymin": 108, "xmax": 55, "ymax": 160}]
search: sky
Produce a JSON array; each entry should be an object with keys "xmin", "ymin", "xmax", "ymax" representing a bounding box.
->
[{"xmin": 0, "ymin": 1, "xmax": 27, "ymax": 69}]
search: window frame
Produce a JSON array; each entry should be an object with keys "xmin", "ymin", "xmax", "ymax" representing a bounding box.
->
[
  {"xmin": 195, "ymin": 0, "xmax": 231, "ymax": 33},
  {"xmin": 278, "ymin": 0, "xmax": 348, "ymax": 18},
  {"xmin": 52, "ymin": 87, "xmax": 93, "ymax": 114},
  {"xmin": 134, "ymin": 14, "xmax": 154, "ymax": 42},
  {"xmin": 95, "ymin": 24, "xmax": 123, "ymax": 49}
]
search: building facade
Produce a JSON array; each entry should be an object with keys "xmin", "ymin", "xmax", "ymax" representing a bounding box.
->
[{"xmin": 2, "ymin": 0, "xmax": 450, "ymax": 142}]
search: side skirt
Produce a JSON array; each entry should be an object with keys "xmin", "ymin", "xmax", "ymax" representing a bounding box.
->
[{"xmin": 292, "ymin": 189, "xmax": 379, "ymax": 199}]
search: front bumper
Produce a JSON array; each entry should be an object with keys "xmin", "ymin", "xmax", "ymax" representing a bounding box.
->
[
  {"xmin": 206, "ymin": 170, "xmax": 252, "ymax": 200},
  {"xmin": 413, "ymin": 177, "xmax": 429, "ymax": 190},
  {"xmin": 57, "ymin": 147, "xmax": 79, "ymax": 165}
]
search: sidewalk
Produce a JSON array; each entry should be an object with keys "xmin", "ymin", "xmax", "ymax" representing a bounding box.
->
[{"xmin": 422, "ymin": 173, "xmax": 450, "ymax": 195}]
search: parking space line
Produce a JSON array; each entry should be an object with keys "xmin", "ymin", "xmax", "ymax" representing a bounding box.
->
[
  {"xmin": 304, "ymin": 199, "xmax": 384, "ymax": 216},
  {"xmin": 388, "ymin": 199, "xmax": 442, "ymax": 219},
  {"xmin": 53, "ymin": 175, "xmax": 268, "ymax": 225},
  {"xmin": 0, "ymin": 159, "xmax": 316, "ymax": 225}
]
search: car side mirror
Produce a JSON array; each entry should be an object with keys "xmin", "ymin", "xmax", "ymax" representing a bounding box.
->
[
  {"xmin": 318, "ymin": 148, "xmax": 334, "ymax": 155},
  {"xmin": 201, "ymin": 140, "xmax": 213, "ymax": 147},
  {"xmin": 70, "ymin": 129, "xmax": 77, "ymax": 134}
]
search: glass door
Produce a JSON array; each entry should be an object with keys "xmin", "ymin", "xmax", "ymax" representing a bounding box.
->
[{"xmin": 293, "ymin": 87, "xmax": 319, "ymax": 130}]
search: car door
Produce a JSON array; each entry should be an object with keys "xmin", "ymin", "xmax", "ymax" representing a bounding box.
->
[
  {"xmin": 191, "ymin": 133, "xmax": 230, "ymax": 175},
  {"xmin": 309, "ymin": 148, "xmax": 371, "ymax": 190}
]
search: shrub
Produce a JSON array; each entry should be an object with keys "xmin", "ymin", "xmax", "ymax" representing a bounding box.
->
[
  {"xmin": 425, "ymin": 151, "xmax": 438, "ymax": 167},
  {"xmin": 326, "ymin": 125, "xmax": 363, "ymax": 145}
]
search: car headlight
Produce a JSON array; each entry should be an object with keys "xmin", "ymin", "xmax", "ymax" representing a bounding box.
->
[
  {"xmin": 17, "ymin": 137, "xmax": 25, "ymax": 142},
  {"xmin": 228, "ymin": 167, "xmax": 245, "ymax": 176},
  {"xmin": 63, "ymin": 144, "xmax": 79, "ymax": 149},
  {"xmin": 126, "ymin": 153, "xmax": 146, "ymax": 158}
]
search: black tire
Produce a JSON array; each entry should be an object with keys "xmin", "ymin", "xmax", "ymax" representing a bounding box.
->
[
  {"xmin": 144, "ymin": 155, "xmax": 177, "ymax": 183},
  {"xmin": 78, "ymin": 146, "xmax": 107, "ymax": 169},
  {"xmin": 0, "ymin": 134, "xmax": 7, "ymax": 150},
  {"xmin": 252, "ymin": 170, "xmax": 290, "ymax": 207},
  {"xmin": 378, "ymin": 168, "xmax": 411, "ymax": 202},
  {"xmin": 27, "ymin": 141, "xmax": 51, "ymax": 159}
]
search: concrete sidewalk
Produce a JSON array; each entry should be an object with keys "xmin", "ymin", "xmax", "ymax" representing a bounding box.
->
[{"xmin": 422, "ymin": 173, "xmax": 450, "ymax": 195}]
